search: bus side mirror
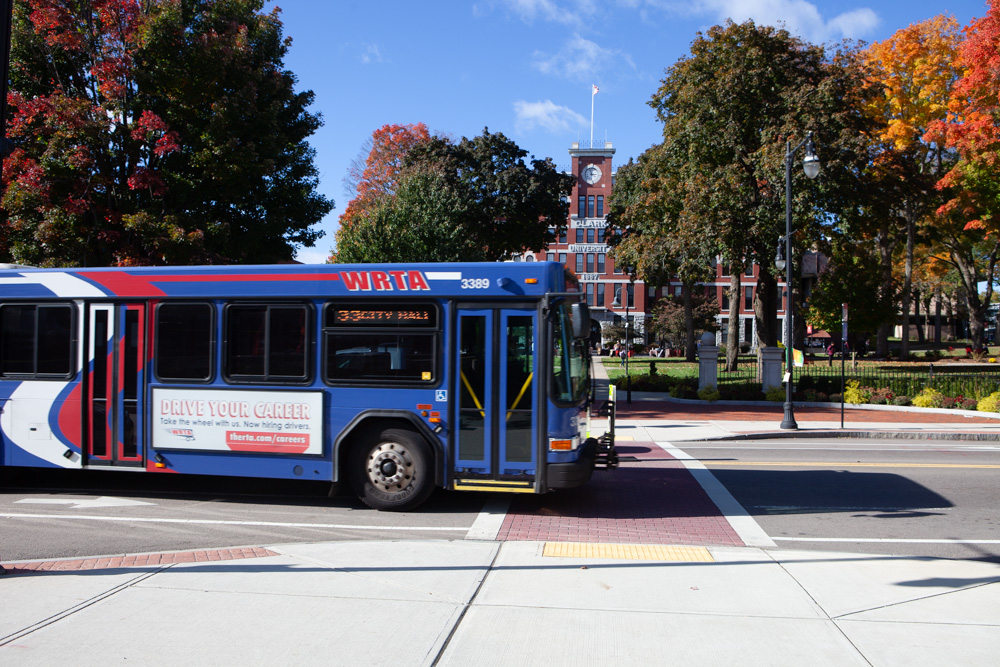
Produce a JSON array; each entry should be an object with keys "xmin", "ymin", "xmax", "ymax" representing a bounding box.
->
[{"xmin": 570, "ymin": 302, "xmax": 591, "ymax": 340}]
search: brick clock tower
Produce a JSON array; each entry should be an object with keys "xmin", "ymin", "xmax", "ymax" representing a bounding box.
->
[{"xmin": 523, "ymin": 140, "xmax": 647, "ymax": 347}]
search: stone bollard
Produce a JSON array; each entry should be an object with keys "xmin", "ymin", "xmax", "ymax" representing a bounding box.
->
[
  {"xmin": 697, "ymin": 331, "xmax": 718, "ymax": 391},
  {"xmin": 761, "ymin": 346, "xmax": 783, "ymax": 392}
]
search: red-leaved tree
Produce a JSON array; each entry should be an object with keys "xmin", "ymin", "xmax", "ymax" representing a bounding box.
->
[{"xmin": 2, "ymin": 0, "xmax": 330, "ymax": 267}]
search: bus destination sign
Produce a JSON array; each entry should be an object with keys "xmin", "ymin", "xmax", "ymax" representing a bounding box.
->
[{"xmin": 332, "ymin": 307, "xmax": 434, "ymax": 326}]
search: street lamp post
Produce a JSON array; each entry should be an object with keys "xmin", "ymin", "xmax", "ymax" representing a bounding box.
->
[
  {"xmin": 611, "ymin": 286, "xmax": 632, "ymax": 404},
  {"xmin": 775, "ymin": 132, "xmax": 820, "ymax": 430}
]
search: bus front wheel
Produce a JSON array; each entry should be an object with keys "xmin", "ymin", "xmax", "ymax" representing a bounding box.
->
[{"xmin": 349, "ymin": 428, "xmax": 435, "ymax": 511}]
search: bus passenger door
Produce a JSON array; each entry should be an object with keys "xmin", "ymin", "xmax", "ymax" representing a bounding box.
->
[
  {"xmin": 453, "ymin": 306, "xmax": 538, "ymax": 492},
  {"xmin": 86, "ymin": 304, "xmax": 146, "ymax": 467}
]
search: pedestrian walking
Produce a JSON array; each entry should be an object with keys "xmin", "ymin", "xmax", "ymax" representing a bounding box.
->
[{"xmin": 826, "ymin": 342, "xmax": 835, "ymax": 367}]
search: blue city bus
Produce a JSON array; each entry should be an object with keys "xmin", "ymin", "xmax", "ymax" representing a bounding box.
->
[{"xmin": 0, "ymin": 261, "xmax": 616, "ymax": 510}]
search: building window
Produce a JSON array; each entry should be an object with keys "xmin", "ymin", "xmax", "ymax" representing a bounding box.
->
[
  {"xmin": 627, "ymin": 283, "xmax": 634, "ymax": 309},
  {"xmin": 587, "ymin": 195, "xmax": 595, "ymax": 218},
  {"xmin": 586, "ymin": 253, "xmax": 595, "ymax": 273},
  {"xmin": 597, "ymin": 254, "xmax": 605, "ymax": 273},
  {"xmin": 744, "ymin": 318, "xmax": 753, "ymax": 343},
  {"xmin": 597, "ymin": 283, "xmax": 605, "ymax": 308},
  {"xmin": 558, "ymin": 252, "xmax": 567, "ymax": 264},
  {"xmin": 722, "ymin": 291, "xmax": 730, "ymax": 312},
  {"xmin": 586, "ymin": 228, "xmax": 595, "ymax": 243},
  {"xmin": 720, "ymin": 318, "xmax": 728, "ymax": 344},
  {"xmin": 576, "ymin": 255, "xmax": 584, "ymax": 273},
  {"xmin": 578, "ymin": 196, "xmax": 585, "ymax": 217},
  {"xmin": 778, "ymin": 285, "xmax": 784, "ymax": 311},
  {"xmin": 596, "ymin": 195, "xmax": 604, "ymax": 217},
  {"xmin": 546, "ymin": 252, "xmax": 554, "ymax": 262},
  {"xmin": 744, "ymin": 286, "xmax": 753, "ymax": 312},
  {"xmin": 745, "ymin": 263, "xmax": 754, "ymax": 278},
  {"xmin": 576, "ymin": 228, "xmax": 584, "ymax": 243},
  {"xmin": 597, "ymin": 227, "xmax": 605, "ymax": 243},
  {"xmin": 586, "ymin": 283, "xmax": 595, "ymax": 306}
]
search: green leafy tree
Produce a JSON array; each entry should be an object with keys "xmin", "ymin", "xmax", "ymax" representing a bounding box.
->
[
  {"xmin": 335, "ymin": 127, "xmax": 572, "ymax": 263},
  {"xmin": 802, "ymin": 243, "xmax": 897, "ymax": 348},
  {"xmin": 649, "ymin": 291, "xmax": 720, "ymax": 350},
  {"xmin": 2, "ymin": 0, "xmax": 331, "ymax": 266},
  {"xmin": 646, "ymin": 20, "xmax": 875, "ymax": 370},
  {"xmin": 607, "ymin": 146, "xmax": 717, "ymax": 361}
]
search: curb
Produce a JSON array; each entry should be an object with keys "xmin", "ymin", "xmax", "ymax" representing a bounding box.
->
[{"xmin": 676, "ymin": 429, "xmax": 1000, "ymax": 442}]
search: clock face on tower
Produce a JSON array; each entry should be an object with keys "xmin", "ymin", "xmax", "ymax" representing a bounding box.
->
[{"xmin": 582, "ymin": 164, "xmax": 602, "ymax": 185}]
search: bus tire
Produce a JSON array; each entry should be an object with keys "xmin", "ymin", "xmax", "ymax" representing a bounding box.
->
[{"xmin": 349, "ymin": 428, "xmax": 435, "ymax": 511}]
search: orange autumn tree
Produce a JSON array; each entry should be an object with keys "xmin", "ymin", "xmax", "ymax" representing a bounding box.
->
[
  {"xmin": 926, "ymin": 0, "xmax": 1000, "ymax": 348},
  {"xmin": 861, "ymin": 15, "xmax": 962, "ymax": 358},
  {"xmin": 330, "ymin": 123, "xmax": 433, "ymax": 261}
]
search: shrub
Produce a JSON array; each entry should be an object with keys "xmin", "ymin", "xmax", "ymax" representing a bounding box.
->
[
  {"xmin": 697, "ymin": 385, "xmax": 721, "ymax": 402},
  {"xmin": 765, "ymin": 387, "xmax": 785, "ymax": 402},
  {"xmin": 976, "ymin": 391, "xmax": 1000, "ymax": 412},
  {"xmin": 891, "ymin": 395, "xmax": 911, "ymax": 406},
  {"xmin": 843, "ymin": 379, "xmax": 869, "ymax": 404},
  {"xmin": 869, "ymin": 387, "xmax": 895, "ymax": 405},
  {"xmin": 830, "ymin": 393, "xmax": 842, "ymax": 403},
  {"xmin": 912, "ymin": 387, "xmax": 945, "ymax": 408},
  {"xmin": 940, "ymin": 396, "xmax": 959, "ymax": 409},
  {"xmin": 960, "ymin": 398, "xmax": 978, "ymax": 410}
]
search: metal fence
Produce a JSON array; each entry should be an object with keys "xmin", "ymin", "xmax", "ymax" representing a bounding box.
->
[{"xmin": 717, "ymin": 357, "xmax": 1000, "ymax": 399}]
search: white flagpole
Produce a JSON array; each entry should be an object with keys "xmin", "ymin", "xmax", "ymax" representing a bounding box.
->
[{"xmin": 590, "ymin": 85, "xmax": 596, "ymax": 145}]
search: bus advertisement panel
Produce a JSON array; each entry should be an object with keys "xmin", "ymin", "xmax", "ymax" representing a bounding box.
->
[{"xmin": 153, "ymin": 388, "xmax": 324, "ymax": 456}]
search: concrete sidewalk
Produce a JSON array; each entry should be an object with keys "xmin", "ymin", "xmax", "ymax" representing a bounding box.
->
[{"xmin": 2, "ymin": 539, "xmax": 998, "ymax": 665}]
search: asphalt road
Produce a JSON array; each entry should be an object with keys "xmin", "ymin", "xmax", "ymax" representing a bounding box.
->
[
  {"xmin": 0, "ymin": 469, "xmax": 486, "ymax": 562},
  {"xmin": 2, "ymin": 436, "xmax": 998, "ymax": 563},
  {"xmin": 677, "ymin": 438, "xmax": 1000, "ymax": 561}
]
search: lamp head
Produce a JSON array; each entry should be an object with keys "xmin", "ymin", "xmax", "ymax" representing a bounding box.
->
[
  {"xmin": 775, "ymin": 237, "xmax": 787, "ymax": 271},
  {"xmin": 803, "ymin": 135, "xmax": 820, "ymax": 179}
]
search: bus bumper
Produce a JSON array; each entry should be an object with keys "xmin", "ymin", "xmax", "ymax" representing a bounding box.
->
[
  {"xmin": 547, "ymin": 437, "xmax": 599, "ymax": 489},
  {"xmin": 547, "ymin": 433, "xmax": 617, "ymax": 489}
]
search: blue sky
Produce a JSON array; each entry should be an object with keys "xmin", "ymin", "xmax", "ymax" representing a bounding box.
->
[{"xmin": 264, "ymin": 0, "xmax": 990, "ymax": 263}]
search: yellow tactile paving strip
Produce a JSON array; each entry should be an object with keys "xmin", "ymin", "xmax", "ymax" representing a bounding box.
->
[{"xmin": 542, "ymin": 542, "xmax": 714, "ymax": 562}]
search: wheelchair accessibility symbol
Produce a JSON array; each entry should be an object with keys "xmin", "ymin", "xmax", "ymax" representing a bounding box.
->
[{"xmin": 435, "ymin": 390, "xmax": 448, "ymax": 402}]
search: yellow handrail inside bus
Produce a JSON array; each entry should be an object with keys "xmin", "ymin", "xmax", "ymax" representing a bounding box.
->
[
  {"xmin": 460, "ymin": 371, "xmax": 486, "ymax": 418},
  {"xmin": 506, "ymin": 372, "xmax": 533, "ymax": 422}
]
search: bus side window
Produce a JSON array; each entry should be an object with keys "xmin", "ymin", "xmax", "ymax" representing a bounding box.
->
[
  {"xmin": 225, "ymin": 303, "xmax": 311, "ymax": 383},
  {"xmin": 155, "ymin": 303, "xmax": 214, "ymax": 382},
  {"xmin": 0, "ymin": 303, "xmax": 75, "ymax": 379}
]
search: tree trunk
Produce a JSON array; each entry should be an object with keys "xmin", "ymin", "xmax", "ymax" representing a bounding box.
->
[
  {"xmin": 876, "ymin": 224, "xmax": 895, "ymax": 358},
  {"xmin": 914, "ymin": 288, "xmax": 924, "ymax": 344},
  {"xmin": 753, "ymin": 267, "xmax": 778, "ymax": 348},
  {"xmin": 934, "ymin": 286, "xmax": 942, "ymax": 345},
  {"xmin": 683, "ymin": 282, "xmax": 696, "ymax": 362},
  {"xmin": 726, "ymin": 272, "xmax": 741, "ymax": 371},
  {"xmin": 900, "ymin": 215, "xmax": 914, "ymax": 359}
]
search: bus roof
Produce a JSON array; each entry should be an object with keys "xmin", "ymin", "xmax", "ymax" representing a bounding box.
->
[{"xmin": 0, "ymin": 262, "xmax": 573, "ymax": 300}]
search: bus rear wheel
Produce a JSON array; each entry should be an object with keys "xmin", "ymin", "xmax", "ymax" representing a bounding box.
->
[{"xmin": 349, "ymin": 428, "xmax": 435, "ymax": 511}]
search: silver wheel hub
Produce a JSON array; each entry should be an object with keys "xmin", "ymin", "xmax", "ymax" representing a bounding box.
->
[{"xmin": 366, "ymin": 442, "xmax": 415, "ymax": 491}]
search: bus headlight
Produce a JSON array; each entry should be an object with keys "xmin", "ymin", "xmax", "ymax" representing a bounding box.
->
[{"xmin": 549, "ymin": 436, "xmax": 580, "ymax": 451}]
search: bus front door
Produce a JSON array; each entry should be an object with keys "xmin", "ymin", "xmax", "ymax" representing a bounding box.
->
[
  {"xmin": 453, "ymin": 306, "xmax": 538, "ymax": 493},
  {"xmin": 86, "ymin": 304, "xmax": 146, "ymax": 467}
]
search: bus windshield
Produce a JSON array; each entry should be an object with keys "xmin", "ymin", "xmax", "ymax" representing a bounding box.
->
[{"xmin": 551, "ymin": 301, "xmax": 589, "ymax": 403}]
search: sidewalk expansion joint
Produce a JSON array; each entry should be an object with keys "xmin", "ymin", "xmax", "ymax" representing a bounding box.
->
[{"xmin": 542, "ymin": 542, "xmax": 714, "ymax": 562}]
